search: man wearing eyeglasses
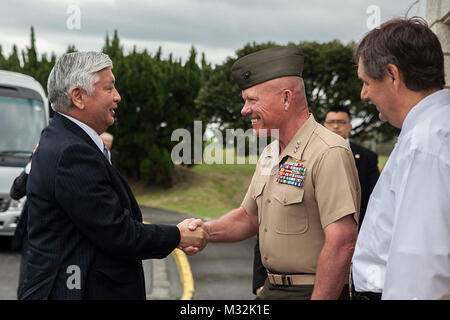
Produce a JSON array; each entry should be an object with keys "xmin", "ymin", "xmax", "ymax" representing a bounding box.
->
[{"xmin": 323, "ymin": 106, "xmax": 379, "ymax": 228}]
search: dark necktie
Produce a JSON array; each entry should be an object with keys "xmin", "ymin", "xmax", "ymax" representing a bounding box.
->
[{"xmin": 103, "ymin": 144, "xmax": 111, "ymax": 164}]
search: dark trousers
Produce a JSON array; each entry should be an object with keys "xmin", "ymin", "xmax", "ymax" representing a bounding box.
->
[
  {"xmin": 17, "ymin": 236, "xmax": 28, "ymax": 299},
  {"xmin": 255, "ymin": 278, "xmax": 350, "ymax": 300}
]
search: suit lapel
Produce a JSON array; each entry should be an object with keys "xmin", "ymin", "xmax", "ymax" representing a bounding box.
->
[
  {"xmin": 109, "ymin": 164, "xmax": 143, "ymax": 222},
  {"xmin": 53, "ymin": 113, "xmax": 142, "ymax": 221},
  {"xmin": 54, "ymin": 113, "xmax": 110, "ymax": 166},
  {"xmin": 350, "ymin": 141, "xmax": 360, "ymax": 160},
  {"xmin": 350, "ymin": 142, "xmax": 363, "ymax": 175}
]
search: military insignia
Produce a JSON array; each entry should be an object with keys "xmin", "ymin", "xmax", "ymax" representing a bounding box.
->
[
  {"xmin": 243, "ymin": 71, "xmax": 251, "ymax": 80},
  {"xmin": 276, "ymin": 161, "xmax": 306, "ymax": 187}
]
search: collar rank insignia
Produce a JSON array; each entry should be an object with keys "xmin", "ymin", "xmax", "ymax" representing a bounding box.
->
[{"xmin": 276, "ymin": 161, "xmax": 306, "ymax": 187}]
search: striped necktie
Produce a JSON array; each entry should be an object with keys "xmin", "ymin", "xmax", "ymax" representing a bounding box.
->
[{"xmin": 103, "ymin": 144, "xmax": 111, "ymax": 164}]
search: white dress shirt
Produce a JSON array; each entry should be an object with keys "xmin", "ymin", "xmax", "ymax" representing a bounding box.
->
[
  {"xmin": 352, "ymin": 89, "xmax": 450, "ymax": 300},
  {"xmin": 25, "ymin": 161, "xmax": 32, "ymax": 174}
]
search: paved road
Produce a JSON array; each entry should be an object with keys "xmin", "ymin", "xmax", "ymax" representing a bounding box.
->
[
  {"xmin": 189, "ymin": 240, "xmax": 255, "ymax": 300},
  {"xmin": 0, "ymin": 237, "xmax": 20, "ymax": 300},
  {"xmin": 141, "ymin": 207, "xmax": 255, "ymax": 300},
  {"xmin": 0, "ymin": 206, "xmax": 255, "ymax": 300}
]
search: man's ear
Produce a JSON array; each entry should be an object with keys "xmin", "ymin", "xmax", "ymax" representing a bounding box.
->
[
  {"xmin": 282, "ymin": 89, "xmax": 293, "ymax": 111},
  {"xmin": 70, "ymin": 87, "xmax": 86, "ymax": 110},
  {"xmin": 385, "ymin": 63, "xmax": 401, "ymax": 89}
]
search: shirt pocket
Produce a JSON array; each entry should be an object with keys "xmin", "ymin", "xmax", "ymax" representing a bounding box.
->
[
  {"xmin": 273, "ymin": 188, "xmax": 308, "ymax": 234},
  {"xmin": 252, "ymin": 181, "xmax": 266, "ymax": 225}
]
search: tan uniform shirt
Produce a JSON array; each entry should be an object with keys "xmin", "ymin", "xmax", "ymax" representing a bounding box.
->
[{"xmin": 242, "ymin": 114, "xmax": 360, "ymax": 274}]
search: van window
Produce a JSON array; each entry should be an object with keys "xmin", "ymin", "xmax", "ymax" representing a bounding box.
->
[{"xmin": 0, "ymin": 95, "xmax": 46, "ymax": 155}]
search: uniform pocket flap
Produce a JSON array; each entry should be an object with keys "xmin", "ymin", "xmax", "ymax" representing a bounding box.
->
[
  {"xmin": 252, "ymin": 181, "xmax": 266, "ymax": 200},
  {"xmin": 274, "ymin": 188, "xmax": 304, "ymax": 205}
]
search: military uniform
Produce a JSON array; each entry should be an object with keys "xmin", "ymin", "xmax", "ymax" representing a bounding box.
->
[
  {"xmin": 231, "ymin": 46, "xmax": 361, "ymax": 299},
  {"xmin": 241, "ymin": 114, "xmax": 360, "ymax": 299}
]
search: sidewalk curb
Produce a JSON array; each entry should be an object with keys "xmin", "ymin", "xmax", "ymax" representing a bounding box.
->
[
  {"xmin": 172, "ymin": 248, "xmax": 194, "ymax": 300},
  {"xmin": 143, "ymin": 220, "xmax": 194, "ymax": 300}
]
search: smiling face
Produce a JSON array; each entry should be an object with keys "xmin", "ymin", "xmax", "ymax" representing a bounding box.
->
[
  {"xmin": 240, "ymin": 81, "xmax": 285, "ymax": 136},
  {"xmin": 83, "ymin": 68, "xmax": 121, "ymax": 134}
]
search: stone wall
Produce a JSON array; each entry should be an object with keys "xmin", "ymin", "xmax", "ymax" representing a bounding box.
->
[{"xmin": 427, "ymin": 0, "xmax": 450, "ymax": 89}]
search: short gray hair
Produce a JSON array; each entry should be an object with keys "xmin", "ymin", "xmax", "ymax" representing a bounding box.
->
[
  {"xmin": 47, "ymin": 51, "xmax": 113, "ymax": 112},
  {"xmin": 100, "ymin": 132, "xmax": 113, "ymax": 142}
]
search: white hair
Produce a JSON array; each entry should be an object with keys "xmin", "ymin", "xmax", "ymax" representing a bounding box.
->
[
  {"xmin": 47, "ymin": 51, "xmax": 113, "ymax": 112},
  {"xmin": 100, "ymin": 132, "xmax": 114, "ymax": 142}
]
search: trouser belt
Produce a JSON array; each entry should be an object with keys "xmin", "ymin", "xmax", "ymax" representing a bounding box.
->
[{"xmin": 267, "ymin": 272, "xmax": 316, "ymax": 286}]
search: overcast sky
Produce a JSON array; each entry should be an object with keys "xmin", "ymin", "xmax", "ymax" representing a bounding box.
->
[{"xmin": 1, "ymin": 0, "xmax": 427, "ymax": 65}]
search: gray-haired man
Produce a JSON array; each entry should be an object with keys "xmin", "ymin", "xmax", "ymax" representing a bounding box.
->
[{"xmin": 20, "ymin": 52, "xmax": 208, "ymax": 300}]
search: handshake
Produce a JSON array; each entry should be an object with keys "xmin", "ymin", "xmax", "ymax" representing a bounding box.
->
[{"xmin": 176, "ymin": 218, "xmax": 209, "ymax": 255}]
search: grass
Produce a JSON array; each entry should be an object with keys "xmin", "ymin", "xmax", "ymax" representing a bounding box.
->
[
  {"xmin": 379, "ymin": 155, "xmax": 388, "ymax": 172},
  {"xmin": 131, "ymin": 161, "xmax": 256, "ymax": 219},
  {"xmin": 131, "ymin": 152, "xmax": 391, "ymax": 219}
]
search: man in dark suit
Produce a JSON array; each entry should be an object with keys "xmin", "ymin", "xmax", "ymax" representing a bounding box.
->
[
  {"xmin": 10, "ymin": 143, "xmax": 38, "ymax": 298},
  {"xmin": 10, "ymin": 167, "xmax": 29, "ymax": 297},
  {"xmin": 19, "ymin": 52, "xmax": 208, "ymax": 300},
  {"xmin": 252, "ymin": 105, "xmax": 379, "ymax": 296},
  {"xmin": 101, "ymin": 132, "xmax": 120, "ymax": 171}
]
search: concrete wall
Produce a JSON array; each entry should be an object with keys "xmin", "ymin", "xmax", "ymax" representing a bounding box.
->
[{"xmin": 427, "ymin": 0, "xmax": 450, "ymax": 89}]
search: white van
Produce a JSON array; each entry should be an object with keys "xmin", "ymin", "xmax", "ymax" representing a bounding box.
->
[{"xmin": 0, "ymin": 70, "xmax": 49, "ymax": 236}]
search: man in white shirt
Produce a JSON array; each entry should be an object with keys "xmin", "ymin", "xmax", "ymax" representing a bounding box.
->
[{"xmin": 351, "ymin": 17, "xmax": 450, "ymax": 300}]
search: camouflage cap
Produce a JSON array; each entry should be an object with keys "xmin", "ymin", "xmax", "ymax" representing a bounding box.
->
[{"xmin": 231, "ymin": 46, "xmax": 304, "ymax": 90}]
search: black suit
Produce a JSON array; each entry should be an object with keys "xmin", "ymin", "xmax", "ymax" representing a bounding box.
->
[
  {"xmin": 20, "ymin": 113, "xmax": 180, "ymax": 300},
  {"xmin": 10, "ymin": 169, "xmax": 29, "ymax": 252},
  {"xmin": 110, "ymin": 149, "xmax": 120, "ymax": 171},
  {"xmin": 349, "ymin": 142, "xmax": 379, "ymax": 226},
  {"xmin": 10, "ymin": 169, "xmax": 29, "ymax": 253},
  {"xmin": 252, "ymin": 141, "xmax": 379, "ymax": 294},
  {"xmin": 10, "ymin": 169, "xmax": 30, "ymax": 298}
]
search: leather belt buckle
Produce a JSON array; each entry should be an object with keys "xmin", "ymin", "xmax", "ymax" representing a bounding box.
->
[{"xmin": 269, "ymin": 273, "xmax": 276, "ymax": 285}]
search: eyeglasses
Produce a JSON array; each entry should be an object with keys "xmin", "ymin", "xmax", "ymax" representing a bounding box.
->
[{"xmin": 325, "ymin": 120, "xmax": 349, "ymax": 125}]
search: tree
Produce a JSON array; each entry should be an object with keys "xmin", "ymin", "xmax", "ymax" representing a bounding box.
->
[
  {"xmin": 195, "ymin": 41, "xmax": 399, "ymax": 142},
  {"xmin": 0, "ymin": 27, "xmax": 57, "ymax": 96},
  {"xmin": 21, "ymin": 26, "xmax": 38, "ymax": 74},
  {"xmin": 0, "ymin": 45, "xmax": 6, "ymax": 69},
  {"xmin": 5, "ymin": 45, "xmax": 21, "ymax": 72},
  {"xmin": 1, "ymin": 29, "xmax": 398, "ymax": 187},
  {"xmin": 103, "ymin": 33, "xmax": 203, "ymax": 186}
]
